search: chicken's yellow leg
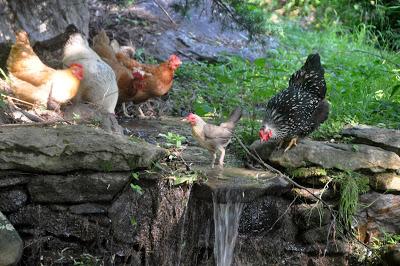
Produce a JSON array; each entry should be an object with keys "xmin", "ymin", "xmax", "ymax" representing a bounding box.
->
[{"xmin": 284, "ymin": 137, "xmax": 298, "ymax": 152}]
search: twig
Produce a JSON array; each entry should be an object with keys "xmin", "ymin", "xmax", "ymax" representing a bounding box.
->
[
  {"xmin": 234, "ymin": 134, "xmax": 372, "ymax": 253},
  {"xmin": 0, "ymin": 120, "xmax": 72, "ymax": 127},
  {"xmin": 178, "ymin": 150, "xmax": 192, "ymax": 171},
  {"xmin": 233, "ymin": 134, "xmax": 335, "ymax": 212},
  {"xmin": 7, "ymin": 97, "xmax": 45, "ymax": 123},
  {"xmin": 213, "ymin": 0, "xmax": 242, "ymax": 27},
  {"xmin": 5, "ymin": 95, "xmax": 35, "ymax": 107},
  {"xmin": 153, "ymin": 0, "xmax": 176, "ymax": 25}
]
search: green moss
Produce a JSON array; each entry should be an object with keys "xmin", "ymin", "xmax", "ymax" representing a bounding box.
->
[{"xmin": 289, "ymin": 167, "xmax": 327, "ymax": 178}]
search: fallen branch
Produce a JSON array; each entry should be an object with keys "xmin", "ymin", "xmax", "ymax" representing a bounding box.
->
[
  {"xmin": 233, "ymin": 134, "xmax": 372, "ymax": 253},
  {"xmin": 233, "ymin": 134, "xmax": 335, "ymax": 212}
]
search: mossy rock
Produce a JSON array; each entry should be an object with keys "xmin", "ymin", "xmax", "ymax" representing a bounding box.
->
[{"xmin": 289, "ymin": 167, "xmax": 327, "ymax": 178}]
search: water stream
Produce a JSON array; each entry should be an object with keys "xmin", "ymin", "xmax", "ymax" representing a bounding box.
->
[{"xmin": 212, "ymin": 190, "xmax": 244, "ymax": 266}]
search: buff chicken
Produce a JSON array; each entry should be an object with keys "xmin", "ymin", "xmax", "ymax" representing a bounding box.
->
[{"xmin": 6, "ymin": 30, "xmax": 83, "ymax": 110}]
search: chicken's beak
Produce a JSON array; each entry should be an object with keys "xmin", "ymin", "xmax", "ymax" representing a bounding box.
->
[{"xmin": 181, "ymin": 117, "xmax": 188, "ymax": 122}]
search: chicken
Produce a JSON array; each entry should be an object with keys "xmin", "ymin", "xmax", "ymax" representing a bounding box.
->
[
  {"xmin": 259, "ymin": 53, "xmax": 329, "ymax": 152},
  {"xmin": 183, "ymin": 107, "xmax": 242, "ymax": 168},
  {"xmin": 115, "ymin": 52, "xmax": 182, "ymax": 118},
  {"xmin": 62, "ymin": 30, "xmax": 118, "ymax": 114},
  {"xmin": 92, "ymin": 29, "xmax": 135, "ymax": 117},
  {"xmin": 6, "ymin": 30, "xmax": 83, "ymax": 110}
]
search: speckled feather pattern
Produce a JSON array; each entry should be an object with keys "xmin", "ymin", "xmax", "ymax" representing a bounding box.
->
[{"xmin": 262, "ymin": 53, "xmax": 329, "ymax": 141}]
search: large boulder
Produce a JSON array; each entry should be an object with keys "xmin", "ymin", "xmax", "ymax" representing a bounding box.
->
[
  {"xmin": 356, "ymin": 192, "xmax": 400, "ymax": 243},
  {"xmin": 0, "ymin": 189, "xmax": 28, "ymax": 212},
  {"xmin": 0, "ymin": 0, "xmax": 89, "ymax": 67},
  {"xmin": 27, "ymin": 172, "xmax": 131, "ymax": 203},
  {"xmin": 0, "ymin": 125, "xmax": 166, "ymax": 173},
  {"xmin": 0, "ymin": 211, "xmax": 23, "ymax": 266},
  {"xmin": 0, "ymin": 0, "xmax": 89, "ymax": 43},
  {"xmin": 90, "ymin": 0, "xmax": 276, "ymax": 62},
  {"xmin": 251, "ymin": 139, "xmax": 400, "ymax": 173},
  {"xmin": 369, "ymin": 172, "xmax": 400, "ymax": 192},
  {"xmin": 342, "ymin": 125, "xmax": 400, "ymax": 155}
]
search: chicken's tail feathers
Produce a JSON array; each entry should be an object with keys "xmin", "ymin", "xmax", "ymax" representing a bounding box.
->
[
  {"xmin": 220, "ymin": 107, "xmax": 242, "ymax": 130},
  {"xmin": 289, "ymin": 53, "xmax": 327, "ymax": 98},
  {"xmin": 65, "ymin": 24, "xmax": 79, "ymax": 35},
  {"xmin": 310, "ymin": 99, "xmax": 330, "ymax": 131},
  {"xmin": 93, "ymin": 29, "xmax": 110, "ymax": 46},
  {"xmin": 15, "ymin": 30, "xmax": 30, "ymax": 45}
]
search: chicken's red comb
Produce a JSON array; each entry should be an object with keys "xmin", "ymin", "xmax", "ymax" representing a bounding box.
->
[
  {"xmin": 169, "ymin": 54, "xmax": 181, "ymax": 63},
  {"xmin": 132, "ymin": 71, "xmax": 144, "ymax": 80},
  {"xmin": 69, "ymin": 63, "xmax": 83, "ymax": 69}
]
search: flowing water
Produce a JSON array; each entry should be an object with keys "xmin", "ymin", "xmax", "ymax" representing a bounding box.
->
[{"xmin": 212, "ymin": 191, "xmax": 244, "ymax": 266}]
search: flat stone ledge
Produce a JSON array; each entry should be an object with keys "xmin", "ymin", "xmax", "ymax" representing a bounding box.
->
[{"xmin": 192, "ymin": 167, "xmax": 290, "ymax": 203}]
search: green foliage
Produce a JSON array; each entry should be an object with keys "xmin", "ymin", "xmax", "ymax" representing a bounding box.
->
[
  {"xmin": 173, "ymin": 20, "xmax": 400, "ymax": 143},
  {"xmin": 130, "ymin": 172, "xmax": 143, "ymax": 194},
  {"xmin": 263, "ymin": 0, "xmax": 400, "ymax": 50},
  {"xmin": 170, "ymin": 172, "xmax": 198, "ymax": 186},
  {"xmin": 333, "ymin": 171, "xmax": 369, "ymax": 233},
  {"xmin": 159, "ymin": 132, "xmax": 186, "ymax": 148},
  {"xmin": 0, "ymin": 68, "xmax": 10, "ymax": 84},
  {"xmin": 115, "ymin": 0, "xmax": 136, "ymax": 7},
  {"xmin": 370, "ymin": 232, "xmax": 400, "ymax": 264},
  {"xmin": 226, "ymin": 0, "xmax": 267, "ymax": 37},
  {"xmin": 130, "ymin": 183, "xmax": 143, "ymax": 194},
  {"xmin": 337, "ymin": 174, "xmax": 359, "ymax": 231},
  {"xmin": 130, "ymin": 216, "xmax": 137, "ymax": 227},
  {"xmin": 290, "ymin": 167, "xmax": 327, "ymax": 178}
]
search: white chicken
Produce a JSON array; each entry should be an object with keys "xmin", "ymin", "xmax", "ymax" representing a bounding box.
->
[{"xmin": 62, "ymin": 31, "xmax": 118, "ymax": 113}]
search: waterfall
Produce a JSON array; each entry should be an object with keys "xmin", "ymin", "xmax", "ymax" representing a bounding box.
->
[{"xmin": 212, "ymin": 190, "xmax": 244, "ymax": 266}]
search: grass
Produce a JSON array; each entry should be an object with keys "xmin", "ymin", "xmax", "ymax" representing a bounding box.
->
[{"xmin": 171, "ymin": 17, "xmax": 400, "ymax": 144}]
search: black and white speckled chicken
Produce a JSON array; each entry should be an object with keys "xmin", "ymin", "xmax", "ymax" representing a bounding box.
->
[{"xmin": 259, "ymin": 53, "xmax": 329, "ymax": 151}]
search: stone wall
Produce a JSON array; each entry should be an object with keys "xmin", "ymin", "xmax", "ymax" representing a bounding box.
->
[
  {"xmin": 1, "ymin": 122, "xmax": 399, "ymax": 265},
  {"xmin": 1, "ymin": 169, "xmax": 356, "ymax": 265},
  {"xmin": 251, "ymin": 124, "xmax": 400, "ymax": 262}
]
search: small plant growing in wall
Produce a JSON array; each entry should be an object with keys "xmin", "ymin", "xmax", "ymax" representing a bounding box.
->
[
  {"xmin": 130, "ymin": 172, "xmax": 143, "ymax": 195},
  {"xmin": 158, "ymin": 132, "xmax": 186, "ymax": 148}
]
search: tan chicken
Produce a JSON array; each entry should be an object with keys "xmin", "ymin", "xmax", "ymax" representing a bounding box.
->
[
  {"xmin": 183, "ymin": 107, "xmax": 242, "ymax": 168},
  {"xmin": 115, "ymin": 52, "xmax": 181, "ymax": 118},
  {"xmin": 92, "ymin": 30, "xmax": 135, "ymax": 117},
  {"xmin": 62, "ymin": 31, "xmax": 118, "ymax": 114},
  {"xmin": 6, "ymin": 30, "xmax": 83, "ymax": 109}
]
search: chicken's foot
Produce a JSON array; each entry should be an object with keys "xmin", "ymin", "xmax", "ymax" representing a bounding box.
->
[
  {"xmin": 218, "ymin": 146, "xmax": 226, "ymax": 168},
  {"xmin": 138, "ymin": 106, "xmax": 148, "ymax": 119},
  {"xmin": 122, "ymin": 102, "xmax": 133, "ymax": 118},
  {"xmin": 284, "ymin": 137, "xmax": 298, "ymax": 152},
  {"xmin": 211, "ymin": 153, "xmax": 217, "ymax": 168}
]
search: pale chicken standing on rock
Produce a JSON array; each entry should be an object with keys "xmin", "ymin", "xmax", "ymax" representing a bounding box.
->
[{"xmin": 183, "ymin": 107, "xmax": 242, "ymax": 168}]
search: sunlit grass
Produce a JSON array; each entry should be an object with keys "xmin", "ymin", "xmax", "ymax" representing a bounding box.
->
[{"xmin": 171, "ymin": 19, "xmax": 400, "ymax": 143}]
